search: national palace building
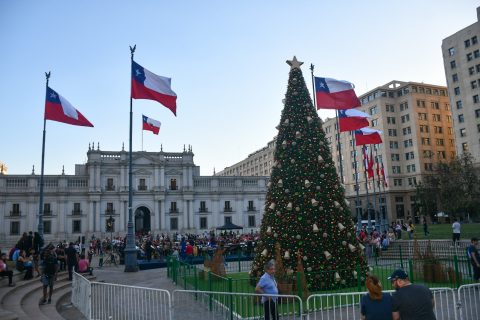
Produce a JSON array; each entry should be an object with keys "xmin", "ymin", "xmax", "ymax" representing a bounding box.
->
[{"xmin": 0, "ymin": 145, "xmax": 268, "ymax": 244}]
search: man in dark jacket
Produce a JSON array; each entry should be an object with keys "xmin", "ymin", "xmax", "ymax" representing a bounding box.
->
[{"xmin": 64, "ymin": 242, "xmax": 78, "ymax": 281}]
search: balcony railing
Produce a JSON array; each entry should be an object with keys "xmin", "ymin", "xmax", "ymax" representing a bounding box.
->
[
  {"xmin": 106, "ymin": 185, "xmax": 116, "ymax": 191},
  {"xmin": 170, "ymin": 209, "xmax": 179, "ymax": 213},
  {"xmin": 9, "ymin": 211, "xmax": 21, "ymax": 216},
  {"xmin": 138, "ymin": 185, "xmax": 147, "ymax": 191},
  {"xmin": 72, "ymin": 210, "xmax": 83, "ymax": 215},
  {"xmin": 247, "ymin": 206, "xmax": 256, "ymax": 212},
  {"xmin": 105, "ymin": 209, "xmax": 116, "ymax": 215},
  {"xmin": 223, "ymin": 207, "xmax": 233, "ymax": 212},
  {"xmin": 43, "ymin": 210, "xmax": 53, "ymax": 216},
  {"xmin": 199, "ymin": 208, "xmax": 209, "ymax": 213}
]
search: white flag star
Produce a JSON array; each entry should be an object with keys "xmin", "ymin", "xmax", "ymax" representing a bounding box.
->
[
  {"xmin": 135, "ymin": 69, "xmax": 142, "ymax": 77},
  {"xmin": 50, "ymin": 92, "xmax": 57, "ymax": 99}
]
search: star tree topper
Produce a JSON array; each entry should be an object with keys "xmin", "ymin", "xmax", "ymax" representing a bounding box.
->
[{"xmin": 286, "ymin": 56, "xmax": 304, "ymax": 69}]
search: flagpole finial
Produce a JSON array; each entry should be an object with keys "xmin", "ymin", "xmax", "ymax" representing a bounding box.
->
[
  {"xmin": 62, "ymin": 165, "xmax": 65, "ymax": 175},
  {"xmin": 310, "ymin": 63, "xmax": 314, "ymax": 72},
  {"xmin": 97, "ymin": 142, "xmax": 100, "ymax": 150},
  {"xmin": 45, "ymin": 71, "xmax": 51, "ymax": 81},
  {"xmin": 160, "ymin": 144, "xmax": 163, "ymax": 152},
  {"xmin": 130, "ymin": 45, "xmax": 136, "ymax": 58},
  {"xmin": 88, "ymin": 143, "xmax": 91, "ymax": 151},
  {"xmin": 32, "ymin": 165, "xmax": 35, "ymax": 175},
  {"xmin": 286, "ymin": 56, "xmax": 303, "ymax": 69},
  {"xmin": 122, "ymin": 142, "xmax": 125, "ymax": 151}
]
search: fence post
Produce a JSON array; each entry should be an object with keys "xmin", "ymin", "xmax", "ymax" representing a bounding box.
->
[
  {"xmin": 238, "ymin": 250, "xmax": 241, "ymax": 273},
  {"xmin": 399, "ymin": 245, "xmax": 404, "ymax": 269},
  {"xmin": 172, "ymin": 259, "xmax": 177, "ymax": 284},
  {"xmin": 453, "ymin": 255, "xmax": 460, "ymax": 288},
  {"xmin": 374, "ymin": 246, "xmax": 378, "ymax": 266},
  {"xmin": 356, "ymin": 264, "xmax": 362, "ymax": 291},
  {"xmin": 183, "ymin": 264, "xmax": 188, "ymax": 289},
  {"xmin": 228, "ymin": 277, "xmax": 233, "ymax": 320},
  {"xmin": 208, "ymin": 271, "xmax": 213, "ymax": 311},
  {"xmin": 296, "ymin": 272, "xmax": 302, "ymax": 298},
  {"xmin": 408, "ymin": 259, "xmax": 414, "ymax": 282}
]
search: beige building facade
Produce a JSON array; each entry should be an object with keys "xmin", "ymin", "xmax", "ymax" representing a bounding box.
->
[{"xmin": 442, "ymin": 7, "xmax": 480, "ymax": 164}]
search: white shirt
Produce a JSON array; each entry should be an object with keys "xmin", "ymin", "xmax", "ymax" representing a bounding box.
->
[{"xmin": 452, "ymin": 222, "xmax": 461, "ymax": 234}]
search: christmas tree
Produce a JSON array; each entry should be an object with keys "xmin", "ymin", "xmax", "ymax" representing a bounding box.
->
[{"xmin": 250, "ymin": 57, "xmax": 367, "ymax": 291}]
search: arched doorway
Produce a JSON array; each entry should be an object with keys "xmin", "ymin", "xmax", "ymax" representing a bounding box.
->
[{"xmin": 134, "ymin": 206, "xmax": 151, "ymax": 233}]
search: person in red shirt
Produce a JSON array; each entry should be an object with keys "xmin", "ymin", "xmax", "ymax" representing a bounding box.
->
[
  {"xmin": 78, "ymin": 254, "xmax": 93, "ymax": 275},
  {"xmin": 185, "ymin": 242, "xmax": 194, "ymax": 264}
]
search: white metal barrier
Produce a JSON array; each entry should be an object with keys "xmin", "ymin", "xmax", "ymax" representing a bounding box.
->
[
  {"xmin": 90, "ymin": 281, "xmax": 172, "ymax": 320},
  {"xmin": 173, "ymin": 289, "xmax": 303, "ymax": 319},
  {"xmin": 71, "ymin": 272, "xmax": 92, "ymax": 319},
  {"xmin": 305, "ymin": 287, "xmax": 457, "ymax": 320},
  {"xmin": 457, "ymin": 283, "xmax": 480, "ymax": 320}
]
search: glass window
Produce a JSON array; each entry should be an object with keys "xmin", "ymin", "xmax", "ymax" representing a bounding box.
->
[
  {"xmin": 452, "ymin": 74, "xmax": 458, "ymax": 82},
  {"xmin": 170, "ymin": 217, "xmax": 178, "ymax": 230},
  {"xmin": 73, "ymin": 220, "xmax": 81, "ymax": 233},
  {"xmin": 450, "ymin": 60, "xmax": 456, "ymax": 69},
  {"xmin": 474, "ymin": 95, "xmax": 479, "ymax": 104},
  {"xmin": 200, "ymin": 217, "xmax": 207, "ymax": 229},
  {"xmin": 465, "ymin": 39, "xmax": 471, "ymax": 48},
  {"xmin": 460, "ymin": 128, "xmax": 467, "ymax": 137},
  {"xmin": 456, "ymin": 101, "xmax": 463, "ymax": 109},
  {"xmin": 248, "ymin": 215, "xmax": 256, "ymax": 227},
  {"xmin": 454, "ymin": 87, "xmax": 460, "ymax": 95},
  {"xmin": 472, "ymin": 36, "xmax": 478, "ymax": 45},
  {"xmin": 44, "ymin": 221, "xmax": 51, "ymax": 234},
  {"xmin": 10, "ymin": 221, "xmax": 20, "ymax": 235},
  {"xmin": 467, "ymin": 53, "xmax": 473, "ymax": 61},
  {"xmin": 458, "ymin": 114, "xmax": 465, "ymax": 123},
  {"xmin": 448, "ymin": 47, "xmax": 455, "ymax": 56}
]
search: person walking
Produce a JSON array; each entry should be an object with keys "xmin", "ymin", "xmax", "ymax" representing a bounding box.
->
[
  {"xmin": 389, "ymin": 269, "xmax": 436, "ymax": 320},
  {"xmin": 467, "ymin": 237, "xmax": 480, "ymax": 283},
  {"xmin": 255, "ymin": 260, "xmax": 279, "ymax": 320},
  {"xmin": 423, "ymin": 218, "xmax": 429, "ymax": 236},
  {"xmin": 360, "ymin": 275, "xmax": 393, "ymax": 320},
  {"xmin": 452, "ymin": 218, "xmax": 461, "ymax": 246},
  {"xmin": 65, "ymin": 242, "xmax": 78, "ymax": 281},
  {"xmin": 40, "ymin": 245, "xmax": 58, "ymax": 305}
]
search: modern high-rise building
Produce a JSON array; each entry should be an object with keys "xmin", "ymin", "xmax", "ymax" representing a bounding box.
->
[
  {"xmin": 220, "ymin": 80, "xmax": 455, "ymax": 225},
  {"xmin": 442, "ymin": 6, "xmax": 480, "ymax": 164}
]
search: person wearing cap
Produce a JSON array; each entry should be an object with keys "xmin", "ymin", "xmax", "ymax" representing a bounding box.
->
[
  {"xmin": 467, "ymin": 237, "xmax": 479, "ymax": 283},
  {"xmin": 389, "ymin": 269, "xmax": 436, "ymax": 320},
  {"xmin": 360, "ymin": 275, "xmax": 392, "ymax": 320},
  {"xmin": 255, "ymin": 260, "xmax": 279, "ymax": 320}
]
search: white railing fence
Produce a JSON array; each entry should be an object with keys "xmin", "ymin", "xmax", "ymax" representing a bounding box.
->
[
  {"xmin": 90, "ymin": 281, "xmax": 172, "ymax": 320},
  {"xmin": 71, "ymin": 272, "xmax": 91, "ymax": 319},
  {"xmin": 172, "ymin": 289, "xmax": 303, "ymax": 320},
  {"xmin": 305, "ymin": 287, "xmax": 457, "ymax": 320},
  {"xmin": 457, "ymin": 283, "xmax": 480, "ymax": 320}
]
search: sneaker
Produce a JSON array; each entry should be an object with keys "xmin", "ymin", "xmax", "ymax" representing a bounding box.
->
[{"xmin": 39, "ymin": 300, "xmax": 47, "ymax": 305}]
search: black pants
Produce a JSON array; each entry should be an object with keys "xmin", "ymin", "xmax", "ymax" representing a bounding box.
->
[
  {"xmin": 263, "ymin": 300, "xmax": 278, "ymax": 320},
  {"xmin": 24, "ymin": 266, "xmax": 33, "ymax": 280},
  {"xmin": 67, "ymin": 263, "xmax": 76, "ymax": 280},
  {"xmin": 0, "ymin": 270, "xmax": 13, "ymax": 284}
]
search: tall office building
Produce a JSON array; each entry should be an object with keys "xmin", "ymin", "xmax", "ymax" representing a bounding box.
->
[{"xmin": 442, "ymin": 7, "xmax": 480, "ymax": 164}]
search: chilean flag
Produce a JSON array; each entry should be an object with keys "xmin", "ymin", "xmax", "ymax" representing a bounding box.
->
[
  {"xmin": 44, "ymin": 87, "xmax": 93, "ymax": 127},
  {"xmin": 362, "ymin": 146, "xmax": 374, "ymax": 179},
  {"xmin": 338, "ymin": 109, "xmax": 370, "ymax": 132},
  {"xmin": 381, "ymin": 162, "xmax": 389, "ymax": 187},
  {"xmin": 355, "ymin": 128, "xmax": 382, "ymax": 146},
  {"xmin": 142, "ymin": 115, "xmax": 161, "ymax": 135},
  {"xmin": 131, "ymin": 60, "xmax": 177, "ymax": 116},
  {"xmin": 315, "ymin": 77, "xmax": 361, "ymax": 110}
]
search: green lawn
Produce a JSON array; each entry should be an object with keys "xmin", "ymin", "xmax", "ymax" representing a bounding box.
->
[{"xmin": 412, "ymin": 223, "xmax": 480, "ymax": 240}]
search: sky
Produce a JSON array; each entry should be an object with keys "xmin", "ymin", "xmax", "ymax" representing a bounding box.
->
[{"xmin": 1, "ymin": 1, "xmax": 478, "ymax": 175}]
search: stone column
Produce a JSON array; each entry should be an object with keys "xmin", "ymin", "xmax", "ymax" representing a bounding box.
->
[{"xmin": 189, "ymin": 200, "xmax": 194, "ymax": 231}]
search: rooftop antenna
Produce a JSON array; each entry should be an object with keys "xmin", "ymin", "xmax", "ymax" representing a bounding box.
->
[{"xmin": 32, "ymin": 165, "xmax": 35, "ymax": 175}]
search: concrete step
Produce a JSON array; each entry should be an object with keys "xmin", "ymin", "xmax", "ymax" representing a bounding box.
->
[
  {"xmin": 0, "ymin": 309, "xmax": 18, "ymax": 320},
  {"xmin": 21, "ymin": 279, "xmax": 72, "ymax": 320},
  {"xmin": 55, "ymin": 291, "xmax": 87, "ymax": 320}
]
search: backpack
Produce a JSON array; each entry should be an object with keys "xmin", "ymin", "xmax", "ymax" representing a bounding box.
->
[{"xmin": 43, "ymin": 254, "xmax": 57, "ymax": 275}]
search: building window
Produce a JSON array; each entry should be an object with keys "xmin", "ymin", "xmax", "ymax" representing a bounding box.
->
[
  {"xmin": 436, "ymin": 139, "xmax": 445, "ymax": 146},
  {"xmin": 447, "ymin": 115, "xmax": 452, "ymax": 123},
  {"xmin": 386, "ymin": 104, "xmax": 395, "ymax": 112},
  {"xmin": 401, "ymin": 114, "xmax": 410, "ymax": 123},
  {"xmin": 450, "ymin": 60, "xmax": 456, "ymax": 69},
  {"xmin": 402, "ymin": 127, "xmax": 412, "ymax": 135},
  {"xmin": 424, "ymin": 163, "xmax": 433, "ymax": 171},
  {"xmin": 473, "ymin": 36, "xmax": 478, "ymax": 45},
  {"xmin": 434, "ymin": 126, "xmax": 443, "ymax": 134},
  {"xmin": 465, "ymin": 39, "xmax": 471, "ymax": 48},
  {"xmin": 422, "ymin": 138, "xmax": 431, "ymax": 146},
  {"xmin": 170, "ymin": 217, "xmax": 178, "ymax": 230},
  {"xmin": 200, "ymin": 217, "xmax": 207, "ymax": 229},
  {"xmin": 170, "ymin": 178, "xmax": 177, "ymax": 190},
  {"xmin": 44, "ymin": 203, "xmax": 51, "ymax": 215},
  {"xmin": 138, "ymin": 178, "xmax": 147, "ymax": 191},
  {"xmin": 408, "ymin": 177, "xmax": 417, "ymax": 186},
  {"xmin": 388, "ymin": 129, "xmax": 397, "ymax": 137},
  {"xmin": 11, "ymin": 203, "xmax": 20, "ymax": 216},
  {"xmin": 393, "ymin": 179, "xmax": 403, "ymax": 187},
  {"xmin": 392, "ymin": 166, "xmax": 401, "ymax": 174},
  {"xmin": 73, "ymin": 203, "xmax": 81, "ymax": 215},
  {"xmin": 399, "ymin": 102, "xmax": 408, "ymax": 111},
  {"xmin": 407, "ymin": 164, "xmax": 416, "ymax": 173},
  {"xmin": 106, "ymin": 202, "xmax": 114, "ymax": 214},
  {"xmin": 448, "ymin": 47, "xmax": 455, "ymax": 56},
  {"xmin": 10, "ymin": 221, "xmax": 20, "ymax": 235},
  {"xmin": 106, "ymin": 178, "xmax": 115, "ymax": 191},
  {"xmin": 404, "ymin": 139, "xmax": 413, "ymax": 148},
  {"xmin": 458, "ymin": 114, "xmax": 465, "ymax": 123},
  {"xmin": 467, "ymin": 53, "xmax": 473, "ymax": 61},
  {"xmin": 224, "ymin": 201, "xmax": 232, "ymax": 212},
  {"xmin": 391, "ymin": 154, "xmax": 400, "ymax": 161},
  {"xmin": 418, "ymin": 113, "xmax": 427, "ymax": 120},
  {"xmin": 460, "ymin": 128, "xmax": 467, "ymax": 137},
  {"xmin": 369, "ymin": 106, "xmax": 378, "ymax": 115},
  {"xmin": 44, "ymin": 221, "xmax": 52, "ymax": 234},
  {"xmin": 454, "ymin": 87, "xmax": 460, "ymax": 95},
  {"xmin": 474, "ymin": 95, "xmax": 480, "ymax": 104},
  {"xmin": 199, "ymin": 201, "xmax": 207, "ymax": 212},
  {"xmin": 387, "ymin": 117, "xmax": 396, "ymax": 124},
  {"xmin": 248, "ymin": 200, "xmax": 255, "ymax": 211},
  {"xmin": 224, "ymin": 216, "xmax": 232, "ymax": 225},
  {"xmin": 432, "ymin": 114, "xmax": 441, "ymax": 121},
  {"xmin": 416, "ymin": 100, "xmax": 425, "ymax": 108},
  {"xmin": 170, "ymin": 202, "xmax": 178, "ymax": 213},
  {"xmin": 372, "ymin": 119, "xmax": 379, "ymax": 127},
  {"xmin": 477, "ymin": 124, "xmax": 480, "ymax": 133},
  {"xmin": 405, "ymin": 152, "xmax": 415, "ymax": 160},
  {"xmin": 475, "ymin": 49, "xmax": 480, "ymax": 59},
  {"xmin": 452, "ymin": 74, "xmax": 458, "ymax": 82},
  {"xmin": 475, "ymin": 109, "xmax": 480, "ymax": 118},
  {"xmin": 462, "ymin": 142, "xmax": 469, "ymax": 152},
  {"xmin": 423, "ymin": 150, "xmax": 433, "ymax": 159},
  {"xmin": 389, "ymin": 141, "xmax": 399, "ymax": 149},
  {"xmin": 72, "ymin": 220, "xmax": 82, "ymax": 233},
  {"xmin": 420, "ymin": 125, "xmax": 429, "ymax": 133},
  {"xmin": 248, "ymin": 215, "xmax": 256, "ymax": 227},
  {"xmin": 431, "ymin": 102, "xmax": 439, "ymax": 109},
  {"xmin": 437, "ymin": 151, "xmax": 446, "ymax": 159},
  {"xmin": 456, "ymin": 101, "xmax": 463, "ymax": 109}
]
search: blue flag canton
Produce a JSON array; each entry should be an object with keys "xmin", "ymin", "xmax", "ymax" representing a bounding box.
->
[
  {"xmin": 142, "ymin": 115, "xmax": 148, "ymax": 123},
  {"xmin": 314, "ymin": 77, "xmax": 330, "ymax": 93},
  {"xmin": 338, "ymin": 110, "xmax": 347, "ymax": 118},
  {"xmin": 46, "ymin": 87, "xmax": 61, "ymax": 104},
  {"xmin": 132, "ymin": 61, "xmax": 146, "ymax": 83}
]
